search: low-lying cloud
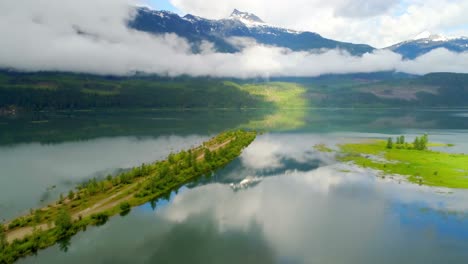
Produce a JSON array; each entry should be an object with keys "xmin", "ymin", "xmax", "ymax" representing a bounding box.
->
[{"xmin": 0, "ymin": 0, "xmax": 467, "ymax": 78}]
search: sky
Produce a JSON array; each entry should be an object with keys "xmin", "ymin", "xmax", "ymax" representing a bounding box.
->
[
  {"xmin": 149, "ymin": 0, "xmax": 468, "ymax": 48},
  {"xmin": 147, "ymin": 0, "xmax": 180, "ymax": 13},
  {"xmin": 0, "ymin": 0, "xmax": 467, "ymax": 78}
]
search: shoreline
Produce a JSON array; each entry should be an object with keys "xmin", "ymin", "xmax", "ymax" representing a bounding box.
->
[{"xmin": 0, "ymin": 130, "xmax": 257, "ymax": 263}]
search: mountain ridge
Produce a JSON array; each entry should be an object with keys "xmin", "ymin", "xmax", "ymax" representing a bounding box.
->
[
  {"xmin": 130, "ymin": 7, "xmax": 468, "ymax": 59},
  {"xmin": 387, "ymin": 31, "xmax": 468, "ymax": 59},
  {"xmin": 129, "ymin": 7, "xmax": 375, "ymax": 55}
]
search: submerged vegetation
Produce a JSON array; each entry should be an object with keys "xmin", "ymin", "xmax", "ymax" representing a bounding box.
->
[
  {"xmin": 337, "ymin": 134, "xmax": 468, "ymax": 188},
  {"xmin": 0, "ymin": 130, "xmax": 256, "ymax": 263},
  {"xmin": 313, "ymin": 144, "xmax": 333, "ymax": 153}
]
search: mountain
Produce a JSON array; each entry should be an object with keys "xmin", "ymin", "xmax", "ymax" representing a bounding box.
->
[
  {"xmin": 230, "ymin": 9, "xmax": 265, "ymax": 24},
  {"xmin": 129, "ymin": 8, "xmax": 374, "ymax": 55},
  {"xmin": 387, "ymin": 31, "xmax": 468, "ymax": 59}
]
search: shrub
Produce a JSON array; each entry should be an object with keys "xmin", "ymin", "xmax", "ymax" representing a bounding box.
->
[
  {"xmin": 119, "ymin": 202, "xmax": 131, "ymax": 212},
  {"xmin": 68, "ymin": 190, "xmax": 75, "ymax": 200},
  {"xmin": 91, "ymin": 213, "xmax": 108, "ymax": 225}
]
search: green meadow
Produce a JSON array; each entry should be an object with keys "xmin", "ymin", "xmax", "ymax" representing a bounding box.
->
[
  {"xmin": 338, "ymin": 139, "xmax": 468, "ymax": 188},
  {"xmin": 235, "ymin": 82, "xmax": 309, "ymax": 130}
]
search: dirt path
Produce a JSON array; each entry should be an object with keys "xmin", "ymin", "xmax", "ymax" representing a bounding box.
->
[
  {"xmin": 6, "ymin": 179, "xmax": 144, "ymax": 243},
  {"xmin": 6, "ymin": 138, "xmax": 234, "ymax": 243},
  {"xmin": 77, "ymin": 179, "xmax": 145, "ymax": 218},
  {"xmin": 6, "ymin": 223, "xmax": 49, "ymax": 243},
  {"xmin": 197, "ymin": 139, "xmax": 232, "ymax": 161}
]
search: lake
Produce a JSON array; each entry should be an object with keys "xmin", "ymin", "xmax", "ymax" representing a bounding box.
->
[{"xmin": 2, "ymin": 108, "xmax": 468, "ymax": 263}]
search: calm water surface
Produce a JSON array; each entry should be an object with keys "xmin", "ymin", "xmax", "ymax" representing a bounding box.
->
[{"xmin": 1, "ymin": 109, "xmax": 468, "ymax": 263}]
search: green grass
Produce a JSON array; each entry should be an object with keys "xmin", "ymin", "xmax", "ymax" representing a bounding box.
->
[
  {"xmin": 237, "ymin": 82, "xmax": 308, "ymax": 109},
  {"xmin": 229, "ymin": 82, "xmax": 309, "ymax": 130},
  {"xmin": 338, "ymin": 140, "xmax": 468, "ymax": 188}
]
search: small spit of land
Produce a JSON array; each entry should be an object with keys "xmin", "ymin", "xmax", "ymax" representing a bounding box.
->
[
  {"xmin": 0, "ymin": 130, "xmax": 256, "ymax": 263},
  {"xmin": 318, "ymin": 134, "xmax": 468, "ymax": 188}
]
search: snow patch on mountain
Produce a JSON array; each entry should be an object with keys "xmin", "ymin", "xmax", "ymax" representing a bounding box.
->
[
  {"xmin": 412, "ymin": 31, "xmax": 465, "ymax": 42},
  {"xmin": 386, "ymin": 31, "xmax": 468, "ymax": 59},
  {"xmin": 229, "ymin": 9, "xmax": 265, "ymax": 24},
  {"xmin": 228, "ymin": 9, "xmax": 303, "ymax": 35}
]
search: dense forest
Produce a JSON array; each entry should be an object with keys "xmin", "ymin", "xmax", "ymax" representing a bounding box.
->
[
  {"xmin": 305, "ymin": 72, "xmax": 468, "ymax": 108},
  {"xmin": 1, "ymin": 71, "xmax": 467, "ymax": 111},
  {"xmin": 414, "ymin": 73, "xmax": 468, "ymax": 106},
  {"xmin": 0, "ymin": 72, "xmax": 269, "ymax": 110}
]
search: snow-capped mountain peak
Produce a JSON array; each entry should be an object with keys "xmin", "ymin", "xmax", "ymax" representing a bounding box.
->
[
  {"xmin": 229, "ymin": 9, "xmax": 265, "ymax": 26},
  {"xmin": 130, "ymin": 6, "xmax": 375, "ymax": 55},
  {"xmin": 412, "ymin": 31, "xmax": 457, "ymax": 42},
  {"xmin": 387, "ymin": 31, "xmax": 468, "ymax": 59},
  {"xmin": 413, "ymin": 31, "xmax": 432, "ymax": 40}
]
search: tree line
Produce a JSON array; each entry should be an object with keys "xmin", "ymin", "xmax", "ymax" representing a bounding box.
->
[
  {"xmin": 0, "ymin": 72, "xmax": 270, "ymax": 110},
  {"xmin": 386, "ymin": 134, "xmax": 428, "ymax": 150}
]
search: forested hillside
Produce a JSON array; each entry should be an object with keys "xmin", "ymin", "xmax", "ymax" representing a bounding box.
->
[
  {"xmin": 0, "ymin": 72, "xmax": 269, "ymax": 110},
  {"xmin": 1, "ymin": 71, "xmax": 467, "ymax": 111}
]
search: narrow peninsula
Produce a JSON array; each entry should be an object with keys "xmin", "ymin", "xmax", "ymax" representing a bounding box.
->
[{"xmin": 0, "ymin": 130, "xmax": 256, "ymax": 263}]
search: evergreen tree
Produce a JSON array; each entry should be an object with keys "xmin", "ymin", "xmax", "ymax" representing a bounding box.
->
[
  {"xmin": 34, "ymin": 209, "xmax": 42, "ymax": 224},
  {"xmin": 204, "ymin": 148, "xmax": 212, "ymax": 162},
  {"xmin": 68, "ymin": 190, "xmax": 75, "ymax": 200},
  {"xmin": 31, "ymin": 226, "xmax": 42, "ymax": 252},
  {"xmin": 0, "ymin": 223, "xmax": 6, "ymax": 250},
  {"xmin": 55, "ymin": 208, "xmax": 72, "ymax": 236},
  {"xmin": 159, "ymin": 163, "xmax": 169, "ymax": 178},
  {"xmin": 186, "ymin": 150, "xmax": 193, "ymax": 167},
  {"xmin": 396, "ymin": 137, "xmax": 401, "ymax": 144},
  {"xmin": 168, "ymin": 153, "xmax": 175, "ymax": 164},
  {"xmin": 400, "ymin": 135, "xmax": 405, "ymax": 144},
  {"xmin": 386, "ymin": 137, "xmax": 393, "ymax": 149},
  {"xmin": 413, "ymin": 137, "xmax": 420, "ymax": 150},
  {"xmin": 119, "ymin": 202, "xmax": 131, "ymax": 213},
  {"xmin": 420, "ymin": 134, "xmax": 428, "ymax": 150}
]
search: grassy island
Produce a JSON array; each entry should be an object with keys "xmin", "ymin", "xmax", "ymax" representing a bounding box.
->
[
  {"xmin": 0, "ymin": 130, "xmax": 256, "ymax": 263},
  {"xmin": 336, "ymin": 135, "xmax": 468, "ymax": 189}
]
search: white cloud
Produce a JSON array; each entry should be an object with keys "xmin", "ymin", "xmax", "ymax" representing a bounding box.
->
[
  {"xmin": 333, "ymin": 0, "xmax": 399, "ymax": 18},
  {"xmin": 398, "ymin": 48, "xmax": 468, "ymax": 75},
  {"xmin": 0, "ymin": 0, "xmax": 467, "ymax": 77},
  {"xmin": 240, "ymin": 134, "xmax": 337, "ymax": 170}
]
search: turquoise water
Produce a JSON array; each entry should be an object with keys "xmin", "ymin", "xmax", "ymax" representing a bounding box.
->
[{"xmin": 2, "ymin": 109, "xmax": 468, "ymax": 263}]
